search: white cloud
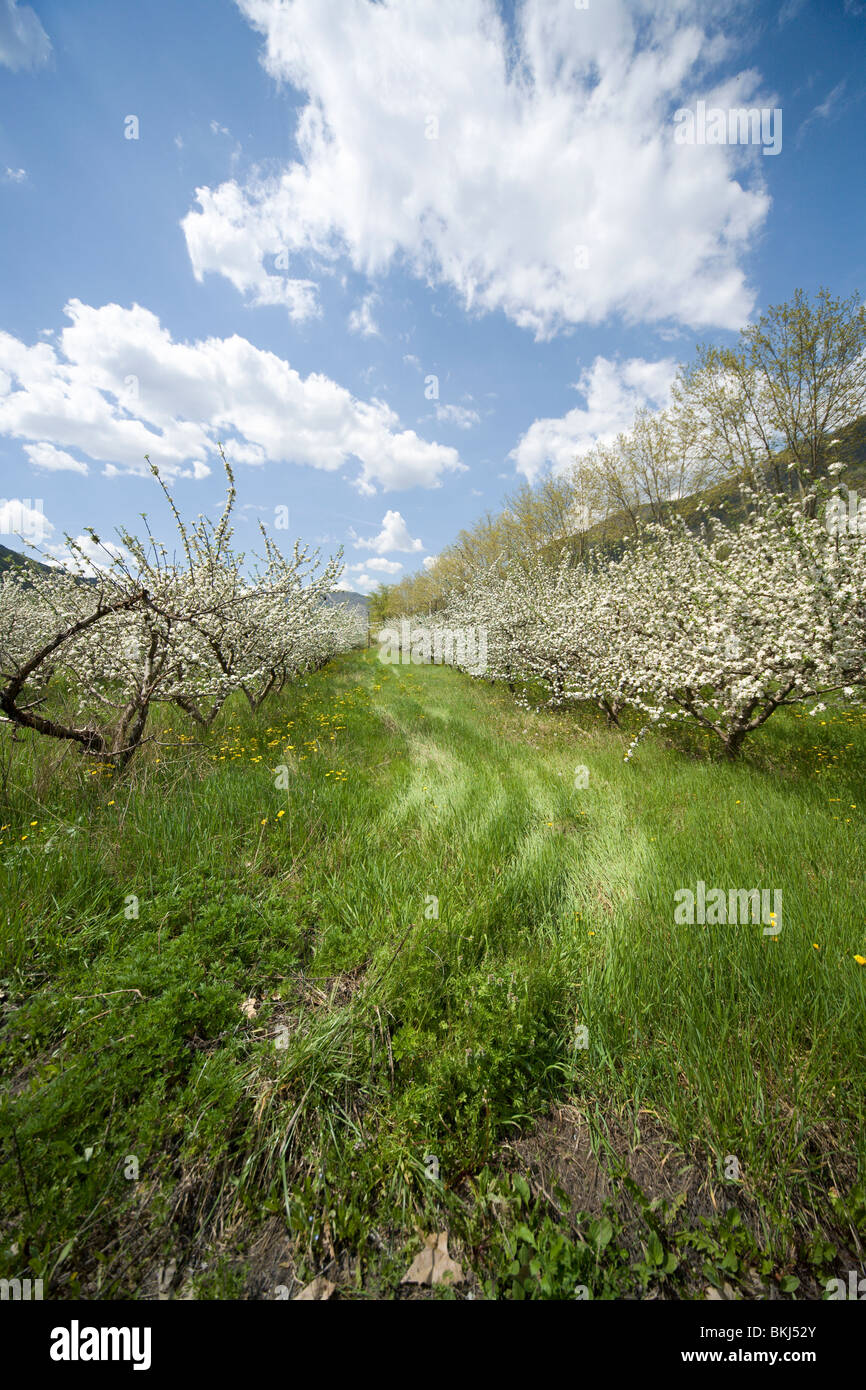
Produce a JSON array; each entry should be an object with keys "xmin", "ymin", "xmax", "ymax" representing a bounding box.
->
[
  {"xmin": 422, "ymin": 555, "xmax": 438, "ymax": 571},
  {"xmin": 219, "ymin": 438, "xmax": 266, "ymax": 467},
  {"xmin": 0, "ymin": 0, "xmax": 51, "ymax": 71},
  {"xmin": 43, "ymin": 534, "xmax": 130, "ymax": 576},
  {"xmin": 510, "ymin": 355, "xmax": 678, "ymax": 482},
  {"xmin": 24, "ymin": 441, "xmax": 89, "ymax": 475},
  {"xmin": 349, "ymin": 571, "xmax": 378, "ymax": 593},
  {"xmin": 348, "ymin": 293, "xmax": 380, "ymax": 337},
  {"xmin": 183, "ymin": 181, "xmax": 322, "ymax": 320},
  {"xmin": 0, "ymin": 497, "xmax": 53, "ymax": 542},
  {"xmin": 354, "ymin": 510, "xmax": 424, "ymax": 554},
  {"xmin": 0, "ymin": 299, "xmax": 464, "ymax": 493},
  {"xmin": 348, "ymin": 556, "xmax": 403, "ymax": 574},
  {"xmin": 433, "ymin": 403, "xmax": 480, "ymax": 430},
  {"xmin": 181, "ymin": 0, "xmax": 771, "ymax": 338},
  {"xmin": 3, "ymin": 166, "xmax": 27, "ymax": 183}
]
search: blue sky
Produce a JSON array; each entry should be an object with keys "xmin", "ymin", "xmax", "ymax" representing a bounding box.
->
[{"xmin": 0, "ymin": 0, "xmax": 864, "ymax": 590}]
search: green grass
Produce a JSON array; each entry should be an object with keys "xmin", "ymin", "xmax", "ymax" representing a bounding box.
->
[{"xmin": 1, "ymin": 649, "xmax": 864, "ymax": 1299}]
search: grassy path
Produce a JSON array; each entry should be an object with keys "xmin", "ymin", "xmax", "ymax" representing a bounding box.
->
[{"xmin": 1, "ymin": 649, "xmax": 864, "ymax": 1297}]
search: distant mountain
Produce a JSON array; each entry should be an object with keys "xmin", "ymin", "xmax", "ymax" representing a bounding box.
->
[
  {"xmin": 0, "ymin": 545, "xmax": 375, "ymax": 618},
  {"xmin": 0, "ymin": 542, "xmax": 53, "ymax": 576},
  {"xmin": 326, "ymin": 588, "xmax": 371, "ymax": 615}
]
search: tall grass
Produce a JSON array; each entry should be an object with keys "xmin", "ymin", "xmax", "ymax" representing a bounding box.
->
[{"xmin": 1, "ymin": 652, "xmax": 864, "ymax": 1297}]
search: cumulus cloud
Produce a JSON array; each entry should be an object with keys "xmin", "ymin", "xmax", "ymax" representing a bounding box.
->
[
  {"xmin": 0, "ymin": 299, "xmax": 464, "ymax": 493},
  {"xmin": 0, "ymin": 497, "xmax": 53, "ymax": 543},
  {"xmin": 3, "ymin": 166, "xmax": 27, "ymax": 183},
  {"xmin": 510, "ymin": 355, "xmax": 678, "ymax": 482},
  {"xmin": 183, "ymin": 181, "xmax": 321, "ymax": 320},
  {"xmin": 43, "ymin": 534, "xmax": 131, "ymax": 577},
  {"xmin": 0, "ymin": 0, "xmax": 51, "ymax": 71},
  {"xmin": 24, "ymin": 441, "xmax": 89, "ymax": 475},
  {"xmin": 354, "ymin": 510, "xmax": 424, "ymax": 554},
  {"xmin": 348, "ymin": 557, "xmax": 403, "ymax": 574},
  {"xmin": 348, "ymin": 571, "xmax": 378, "ymax": 593},
  {"xmin": 181, "ymin": 0, "xmax": 770, "ymax": 337}
]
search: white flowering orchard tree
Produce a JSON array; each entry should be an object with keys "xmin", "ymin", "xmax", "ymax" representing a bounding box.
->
[
  {"xmin": 412, "ymin": 481, "xmax": 866, "ymax": 758},
  {"xmin": 0, "ymin": 451, "xmax": 360, "ymax": 766},
  {"xmin": 603, "ymin": 486, "xmax": 866, "ymax": 756}
]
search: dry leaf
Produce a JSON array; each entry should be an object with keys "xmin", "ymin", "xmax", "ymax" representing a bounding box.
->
[
  {"xmin": 157, "ymin": 1259, "xmax": 177, "ymax": 1300},
  {"xmin": 402, "ymin": 1236, "xmax": 437, "ymax": 1285},
  {"xmin": 401, "ymin": 1231, "xmax": 463, "ymax": 1287},
  {"xmin": 240, "ymin": 997, "xmax": 258, "ymax": 1019},
  {"xmin": 294, "ymin": 1276, "xmax": 336, "ymax": 1301}
]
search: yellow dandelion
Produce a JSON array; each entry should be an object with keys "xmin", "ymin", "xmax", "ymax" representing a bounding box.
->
[{"xmin": 855, "ymin": 955, "xmax": 866, "ymax": 966}]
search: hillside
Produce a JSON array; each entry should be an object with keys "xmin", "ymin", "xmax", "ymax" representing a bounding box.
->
[
  {"xmin": 0, "ymin": 542, "xmax": 53, "ymax": 576},
  {"xmin": 547, "ymin": 413, "xmax": 866, "ymax": 563},
  {"xmin": 324, "ymin": 588, "xmax": 371, "ymax": 615}
]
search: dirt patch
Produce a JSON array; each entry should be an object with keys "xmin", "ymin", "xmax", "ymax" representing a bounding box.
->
[
  {"xmin": 495, "ymin": 1100, "xmax": 859, "ymax": 1298},
  {"xmin": 500, "ymin": 1102, "xmax": 723, "ymax": 1234},
  {"xmin": 241, "ymin": 1216, "xmax": 300, "ymax": 1299}
]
